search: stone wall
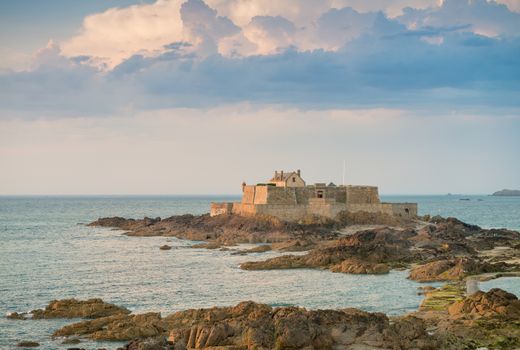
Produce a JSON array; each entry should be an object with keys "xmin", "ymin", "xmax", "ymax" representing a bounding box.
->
[
  {"xmin": 346, "ymin": 186, "xmax": 380, "ymax": 204},
  {"xmin": 210, "ymin": 202, "xmax": 233, "ymax": 216},
  {"xmin": 388, "ymin": 203, "xmax": 418, "ymax": 218}
]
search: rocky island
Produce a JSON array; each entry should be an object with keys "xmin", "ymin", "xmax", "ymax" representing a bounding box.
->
[{"xmin": 493, "ymin": 189, "xmax": 520, "ymax": 196}]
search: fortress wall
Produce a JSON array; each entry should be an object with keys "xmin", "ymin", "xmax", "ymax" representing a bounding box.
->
[
  {"xmin": 266, "ymin": 187, "xmax": 297, "ymax": 205},
  {"xmin": 295, "ymin": 187, "xmax": 311, "ymax": 204},
  {"xmin": 242, "ymin": 186, "xmax": 256, "ymax": 204},
  {"xmin": 387, "ymin": 203, "xmax": 418, "ymax": 218},
  {"xmin": 347, "ymin": 203, "xmax": 394, "ymax": 215},
  {"xmin": 254, "ymin": 186, "xmax": 269, "ymax": 204},
  {"xmin": 346, "ymin": 186, "xmax": 381, "ymax": 204},
  {"xmin": 210, "ymin": 202, "xmax": 233, "ymax": 216}
]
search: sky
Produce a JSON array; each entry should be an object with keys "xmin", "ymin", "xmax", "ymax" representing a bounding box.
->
[{"xmin": 0, "ymin": 0, "xmax": 519, "ymax": 195}]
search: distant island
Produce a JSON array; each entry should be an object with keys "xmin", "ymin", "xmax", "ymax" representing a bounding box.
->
[{"xmin": 492, "ymin": 189, "xmax": 520, "ymax": 196}]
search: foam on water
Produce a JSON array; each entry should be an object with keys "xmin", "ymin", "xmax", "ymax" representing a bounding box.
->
[{"xmin": 0, "ymin": 195, "xmax": 519, "ymax": 349}]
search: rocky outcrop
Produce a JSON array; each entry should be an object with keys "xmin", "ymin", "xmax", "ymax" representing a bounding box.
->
[
  {"xmin": 409, "ymin": 258, "xmax": 512, "ymax": 282},
  {"xmin": 54, "ymin": 312, "xmax": 166, "ymax": 341},
  {"xmin": 6, "ymin": 312, "xmax": 27, "ymax": 320},
  {"xmin": 241, "ymin": 227, "xmax": 417, "ymax": 274},
  {"xmin": 89, "ymin": 214, "xmax": 338, "ymax": 246},
  {"xmin": 31, "ymin": 298, "xmax": 130, "ymax": 319},
  {"xmin": 492, "ymin": 189, "xmax": 520, "ymax": 196},
  {"xmin": 163, "ymin": 301, "xmax": 437, "ymax": 350},
  {"xmin": 330, "ymin": 259, "xmax": 390, "ymax": 274},
  {"xmin": 448, "ymin": 288, "xmax": 520, "ymax": 320}
]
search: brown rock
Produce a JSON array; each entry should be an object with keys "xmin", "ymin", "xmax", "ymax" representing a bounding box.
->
[
  {"xmin": 54, "ymin": 312, "xmax": 166, "ymax": 341},
  {"xmin": 409, "ymin": 258, "xmax": 511, "ymax": 282},
  {"xmin": 31, "ymin": 298, "xmax": 130, "ymax": 319},
  {"xmin": 448, "ymin": 288, "xmax": 520, "ymax": 320},
  {"xmin": 159, "ymin": 245, "xmax": 172, "ymax": 250},
  {"xmin": 330, "ymin": 259, "xmax": 390, "ymax": 274},
  {"xmin": 6, "ymin": 312, "xmax": 27, "ymax": 320},
  {"xmin": 17, "ymin": 341, "xmax": 39, "ymax": 347}
]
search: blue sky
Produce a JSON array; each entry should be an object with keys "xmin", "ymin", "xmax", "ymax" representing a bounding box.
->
[{"xmin": 0, "ymin": 0, "xmax": 519, "ymax": 194}]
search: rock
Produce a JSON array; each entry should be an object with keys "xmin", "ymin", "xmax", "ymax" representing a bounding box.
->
[
  {"xmin": 190, "ymin": 242, "xmax": 222, "ymax": 249},
  {"xmin": 230, "ymin": 244, "xmax": 272, "ymax": 255},
  {"xmin": 61, "ymin": 338, "xmax": 80, "ymax": 344},
  {"xmin": 241, "ymin": 227, "xmax": 416, "ymax": 272},
  {"xmin": 330, "ymin": 258, "xmax": 390, "ymax": 274},
  {"xmin": 6, "ymin": 312, "xmax": 27, "ymax": 320},
  {"xmin": 31, "ymin": 298, "xmax": 130, "ymax": 319},
  {"xmin": 17, "ymin": 341, "xmax": 39, "ymax": 347},
  {"xmin": 409, "ymin": 258, "xmax": 511, "ymax": 282},
  {"xmin": 448, "ymin": 288, "xmax": 520, "ymax": 320},
  {"xmin": 54, "ymin": 312, "xmax": 166, "ymax": 341},
  {"xmin": 492, "ymin": 189, "xmax": 520, "ymax": 196},
  {"xmin": 118, "ymin": 337, "xmax": 173, "ymax": 350},
  {"xmin": 164, "ymin": 301, "xmax": 437, "ymax": 350},
  {"xmin": 159, "ymin": 245, "xmax": 172, "ymax": 250}
]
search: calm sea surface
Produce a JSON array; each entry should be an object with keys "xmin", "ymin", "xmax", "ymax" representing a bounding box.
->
[{"xmin": 0, "ymin": 195, "xmax": 519, "ymax": 349}]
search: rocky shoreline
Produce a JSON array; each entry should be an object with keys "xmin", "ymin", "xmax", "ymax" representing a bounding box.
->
[
  {"xmin": 8, "ymin": 287, "xmax": 520, "ymax": 350},
  {"xmin": 8, "ymin": 212, "xmax": 520, "ymax": 349}
]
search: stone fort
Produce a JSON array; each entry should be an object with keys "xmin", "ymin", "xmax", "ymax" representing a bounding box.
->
[{"xmin": 211, "ymin": 170, "xmax": 417, "ymax": 222}]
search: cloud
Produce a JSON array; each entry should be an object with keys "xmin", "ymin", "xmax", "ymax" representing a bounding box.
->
[
  {"xmin": 399, "ymin": 0, "xmax": 520, "ymax": 37},
  {"xmin": 1, "ymin": 0, "xmax": 519, "ymax": 118}
]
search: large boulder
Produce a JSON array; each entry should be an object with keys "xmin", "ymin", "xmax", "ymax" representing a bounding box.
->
[
  {"xmin": 31, "ymin": 298, "xmax": 130, "ymax": 319},
  {"xmin": 54, "ymin": 312, "xmax": 166, "ymax": 341},
  {"xmin": 448, "ymin": 288, "xmax": 520, "ymax": 320}
]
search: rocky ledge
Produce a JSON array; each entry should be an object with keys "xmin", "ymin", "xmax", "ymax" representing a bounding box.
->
[
  {"xmin": 50, "ymin": 300, "xmax": 437, "ymax": 349},
  {"xmin": 14, "ymin": 298, "xmax": 131, "ymax": 320},
  {"xmin": 240, "ymin": 218, "xmax": 520, "ymax": 280},
  {"xmin": 20, "ymin": 288, "xmax": 518, "ymax": 350},
  {"xmin": 87, "ymin": 210, "xmax": 413, "ymax": 247}
]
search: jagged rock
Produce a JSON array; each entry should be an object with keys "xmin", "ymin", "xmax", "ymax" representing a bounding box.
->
[
  {"xmin": 448, "ymin": 288, "xmax": 520, "ymax": 320},
  {"xmin": 118, "ymin": 337, "xmax": 173, "ymax": 350},
  {"xmin": 163, "ymin": 301, "xmax": 437, "ymax": 350},
  {"xmin": 17, "ymin": 341, "xmax": 39, "ymax": 347},
  {"xmin": 159, "ymin": 245, "xmax": 172, "ymax": 250},
  {"xmin": 409, "ymin": 258, "xmax": 511, "ymax": 282},
  {"xmin": 330, "ymin": 259, "xmax": 390, "ymax": 274},
  {"xmin": 54, "ymin": 312, "xmax": 166, "ymax": 341},
  {"xmin": 31, "ymin": 298, "xmax": 130, "ymax": 319}
]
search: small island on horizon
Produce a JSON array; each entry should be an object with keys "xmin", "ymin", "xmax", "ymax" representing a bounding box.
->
[{"xmin": 492, "ymin": 189, "xmax": 520, "ymax": 196}]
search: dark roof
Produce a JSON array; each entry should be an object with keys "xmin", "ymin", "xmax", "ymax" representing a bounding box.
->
[{"xmin": 269, "ymin": 171, "xmax": 297, "ymax": 182}]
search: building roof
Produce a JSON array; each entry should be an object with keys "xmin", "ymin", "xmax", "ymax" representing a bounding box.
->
[{"xmin": 269, "ymin": 171, "xmax": 298, "ymax": 182}]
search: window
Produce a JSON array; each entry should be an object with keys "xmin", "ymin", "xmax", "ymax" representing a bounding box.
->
[
  {"xmin": 405, "ymin": 208, "xmax": 410, "ymax": 214},
  {"xmin": 292, "ymin": 177, "xmax": 296, "ymax": 182},
  {"xmin": 317, "ymin": 191, "xmax": 324, "ymax": 199}
]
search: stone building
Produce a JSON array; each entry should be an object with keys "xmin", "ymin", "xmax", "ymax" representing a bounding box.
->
[{"xmin": 211, "ymin": 170, "xmax": 417, "ymax": 222}]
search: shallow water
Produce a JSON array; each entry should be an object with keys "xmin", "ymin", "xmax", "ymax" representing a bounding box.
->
[{"xmin": 0, "ymin": 195, "xmax": 519, "ymax": 349}]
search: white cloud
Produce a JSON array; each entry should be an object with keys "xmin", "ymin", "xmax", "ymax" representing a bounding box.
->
[{"xmin": 61, "ymin": 0, "xmax": 185, "ymax": 68}]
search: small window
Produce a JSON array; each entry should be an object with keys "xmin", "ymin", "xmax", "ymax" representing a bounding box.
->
[
  {"xmin": 405, "ymin": 208, "xmax": 410, "ymax": 214},
  {"xmin": 292, "ymin": 177, "xmax": 296, "ymax": 182},
  {"xmin": 317, "ymin": 191, "xmax": 324, "ymax": 199}
]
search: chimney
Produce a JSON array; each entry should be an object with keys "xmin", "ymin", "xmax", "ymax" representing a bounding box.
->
[
  {"xmin": 297, "ymin": 169, "xmax": 301, "ymax": 176},
  {"xmin": 281, "ymin": 170, "xmax": 284, "ymax": 178}
]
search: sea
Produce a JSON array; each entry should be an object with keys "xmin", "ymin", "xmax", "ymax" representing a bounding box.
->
[{"xmin": 0, "ymin": 195, "xmax": 519, "ymax": 349}]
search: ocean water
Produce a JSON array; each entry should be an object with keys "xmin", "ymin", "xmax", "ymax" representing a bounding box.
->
[{"xmin": 0, "ymin": 195, "xmax": 519, "ymax": 349}]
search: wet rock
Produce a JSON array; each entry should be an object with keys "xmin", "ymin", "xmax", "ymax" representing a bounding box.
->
[
  {"xmin": 409, "ymin": 258, "xmax": 511, "ymax": 282},
  {"xmin": 54, "ymin": 312, "xmax": 166, "ymax": 341},
  {"xmin": 31, "ymin": 298, "xmax": 130, "ymax": 319},
  {"xmin": 448, "ymin": 288, "xmax": 520, "ymax": 320},
  {"xmin": 159, "ymin": 245, "xmax": 172, "ymax": 250},
  {"xmin": 17, "ymin": 341, "xmax": 39, "ymax": 347},
  {"xmin": 61, "ymin": 338, "xmax": 80, "ymax": 344},
  {"xmin": 6, "ymin": 312, "xmax": 27, "ymax": 320}
]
